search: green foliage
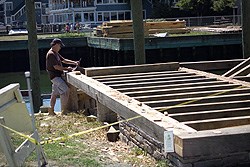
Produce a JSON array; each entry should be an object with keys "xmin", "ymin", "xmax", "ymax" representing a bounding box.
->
[
  {"xmin": 177, "ymin": 0, "xmax": 236, "ymax": 16},
  {"xmin": 177, "ymin": 0, "xmax": 213, "ymax": 16},
  {"xmin": 212, "ymin": 0, "xmax": 236, "ymax": 12}
]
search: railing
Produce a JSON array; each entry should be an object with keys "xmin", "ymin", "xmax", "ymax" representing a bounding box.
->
[
  {"xmin": 50, "ymin": 1, "xmax": 95, "ymax": 10},
  {"xmin": 164, "ymin": 15, "xmax": 242, "ymax": 27}
]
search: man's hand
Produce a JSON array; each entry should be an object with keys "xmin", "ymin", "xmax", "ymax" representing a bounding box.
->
[
  {"xmin": 67, "ymin": 66, "xmax": 73, "ymax": 72},
  {"xmin": 74, "ymin": 61, "xmax": 80, "ymax": 66}
]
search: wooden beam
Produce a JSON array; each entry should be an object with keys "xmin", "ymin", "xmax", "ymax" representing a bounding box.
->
[
  {"xmin": 175, "ymin": 125, "xmax": 250, "ymax": 157},
  {"xmin": 183, "ymin": 115, "xmax": 250, "ymax": 131},
  {"xmin": 134, "ymin": 87, "xmax": 250, "ymax": 102},
  {"xmin": 93, "ymin": 71, "xmax": 190, "ymax": 82},
  {"xmin": 102, "ymin": 74, "xmax": 201, "ymax": 85},
  {"xmin": 180, "ymin": 67, "xmax": 250, "ymax": 88},
  {"xmin": 117, "ymin": 80, "xmax": 228, "ymax": 93},
  {"xmin": 84, "ymin": 62, "xmax": 179, "ymax": 77},
  {"xmin": 110, "ymin": 77, "xmax": 215, "ymax": 90},
  {"xmin": 125, "ymin": 83, "xmax": 239, "ymax": 97},
  {"xmin": 170, "ymin": 107, "xmax": 250, "ymax": 122},
  {"xmin": 145, "ymin": 92, "xmax": 250, "ymax": 108},
  {"xmin": 180, "ymin": 59, "xmax": 244, "ymax": 71},
  {"xmin": 154, "ymin": 99, "xmax": 250, "ymax": 114}
]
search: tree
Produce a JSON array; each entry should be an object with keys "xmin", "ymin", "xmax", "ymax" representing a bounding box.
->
[
  {"xmin": 212, "ymin": 0, "xmax": 235, "ymax": 12},
  {"xmin": 177, "ymin": 0, "xmax": 236, "ymax": 16},
  {"xmin": 177, "ymin": 0, "xmax": 213, "ymax": 16}
]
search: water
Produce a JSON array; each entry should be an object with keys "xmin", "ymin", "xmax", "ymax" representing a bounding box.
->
[{"xmin": 25, "ymin": 97, "xmax": 61, "ymax": 113}]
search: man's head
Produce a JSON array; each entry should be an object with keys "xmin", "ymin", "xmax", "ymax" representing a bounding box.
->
[{"xmin": 50, "ymin": 38, "xmax": 65, "ymax": 47}]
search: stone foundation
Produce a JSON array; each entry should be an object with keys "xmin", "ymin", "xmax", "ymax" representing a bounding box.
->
[{"xmin": 119, "ymin": 117, "xmax": 250, "ymax": 167}]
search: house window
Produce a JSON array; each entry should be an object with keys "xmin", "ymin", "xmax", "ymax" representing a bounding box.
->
[
  {"xmin": 97, "ymin": 0, "xmax": 125, "ymax": 4},
  {"xmin": 97, "ymin": 12, "xmax": 102, "ymax": 21},
  {"xmin": 75, "ymin": 13, "xmax": 81, "ymax": 22},
  {"xmin": 83, "ymin": 12, "xmax": 94, "ymax": 22},
  {"xmin": 118, "ymin": 12, "xmax": 125, "ymax": 20},
  {"xmin": 125, "ymin": 11, "xmax": 131, "ymax": 20},
  {"xmin": 111, "ymin": 12, "xmax": 117, "ymax": 20},
  {"xmin": 35, "ymin": 2, "xmax": 41, "ymax": 9},
  {"xmin": 5, "ymin": 2, "xmax": 13, "ymax": 11},
  {"xmin": 103, "ymin": 12, "xmax": 110, "ymax": 21}
]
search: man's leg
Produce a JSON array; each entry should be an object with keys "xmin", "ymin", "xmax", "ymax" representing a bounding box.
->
[
  {"xmin": 53, "ymin": 77, "xmax": 70, "ymax": 115},
  {"xmin": 48, "ymin": 82, "xmax": 58, "ymax": 116}
]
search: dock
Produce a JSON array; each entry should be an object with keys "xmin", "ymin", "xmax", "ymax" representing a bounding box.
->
[{"xmin": 65, "ymin": 61, "xmax": 250, "ymax": 166}]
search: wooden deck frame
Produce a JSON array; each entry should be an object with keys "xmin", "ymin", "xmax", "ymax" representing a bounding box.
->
[{"xmin": 67, "ymin": 62, "xmax": 250, "ymax": 164}]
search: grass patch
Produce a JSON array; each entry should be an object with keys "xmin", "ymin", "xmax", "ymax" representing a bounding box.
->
[
  {"xmin": 169, "ymin": 31, "xmax": 213, "ymax": 37},
  {"xmin": 0, "ymin": 32, "xmax": 91, "ymax": 41}
]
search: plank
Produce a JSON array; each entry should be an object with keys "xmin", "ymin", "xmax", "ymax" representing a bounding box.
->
[
  {"xmin": 148, "ymin": 28, "xmax": 190, "ymax": 34},
  {"xmin": 180, "ymin": 59, "xmax": 244, "ymax": 71},
  {"xmin": 154, "ymin": 99, "xmax": 250, "ymax": 114},
  {"xmin": 101, "ymin": 74, "xmax": 202, "ymax": 85},
  {"xmin": 175, "ymin": 125, "xmax": 250, "ymax": 157},
  {"xmin": 92, "ymin": 70, "xmax": 181, "ymax": 80},
  {"xmin": 183, "ymin": 115, "xmax": 250, "ymax": 131},
  {"xmin": 146, "ymin": 21, "xmax": 186, "ymax": 29},
  {"xmin": 124, "ymin": 82, "xmax": 239, "ymax": 97},
  {"xmin": 84, "ymin": 62, "xmax": 180, "ymax": 77},
  {"xmin": 117, "ymin": 80, "xmax": 228, "ymax": 93},
  {"xmin": 103, "ymin": 20, "xmax": 133, "ymax": 27},
  {"xmin": 145, "ymin": 92, "xmax": 250, "ymax": 108},
  {"xmin": 110, "ymin": 77, "xmax": 213, "ymax": 90},
  {"xmin": 223, "ymin": 56, "xmax": 250, "ymax": 77},
  {"xmin": 134, "ymin": 86, "xmax": 250, "ymax": 102},
  {"xmin": 170, "ymin": 107, "xmax": 250, "ymax": 122},
  {"xmin": 180, "ymin": 67, "xmax": 250, "ymax": 88},
  {"xmin": 94, "ymin": 71, "xmax": 191, "ymax": 82}
]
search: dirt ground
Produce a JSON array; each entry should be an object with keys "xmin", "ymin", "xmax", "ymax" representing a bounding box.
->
[{"xmin": 0, "ymin": 113, "xmax": 169, "ymax": 167}]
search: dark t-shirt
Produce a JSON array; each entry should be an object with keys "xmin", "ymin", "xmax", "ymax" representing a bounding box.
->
[{"xmin": 46, "ymin": 49, "xmax": 65, "ymax": 80}]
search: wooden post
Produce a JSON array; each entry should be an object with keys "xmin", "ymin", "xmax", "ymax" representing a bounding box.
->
[
  {"xmin": 131, "ymin": 0, "xmax": 145, "ymax": 64},
  {"xmin": 96, "ymin": 102, "xmax": 117, "ymax": 123},
  {"xmin": 25, "ymin": 0, "xmax": 41, "ymax": 113},
  {"xmin": 242, "ymin": 0, "xmax": 250, "ymax": 58}
]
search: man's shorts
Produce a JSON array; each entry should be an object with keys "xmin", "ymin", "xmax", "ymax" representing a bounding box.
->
[{"xmin": 51, "ymin": 77, "xmax": 69, "ymax": 95}]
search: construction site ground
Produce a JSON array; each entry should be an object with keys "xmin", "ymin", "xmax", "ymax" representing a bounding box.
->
[{"xmin": 0, "ymin": 113, "xmax": 170, "ymax": 167}]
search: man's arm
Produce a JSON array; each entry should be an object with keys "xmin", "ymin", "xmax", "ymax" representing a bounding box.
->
[
  {"xmin": 62, "ymin": 58, "xmax": 80, "ymax": 66},
  {"xmin": 53, "ymin": 65, "xmax": 72, "ymax": 71}
]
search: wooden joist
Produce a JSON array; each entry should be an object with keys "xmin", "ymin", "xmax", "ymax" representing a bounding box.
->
[
  {"xmin": 134, "ymin": 86, "xmax": 249, "ymax": 102},
  {"xmin": 155, "ymin": 99, "xmax": 250, "ymax": 114},
  {"xmin": 68, "ymin": 62, "xmax": 250, "ymax": 160},
  {"xmin": 170, "ymin": 107, "xmax": 250, "ymax": 122},
  {"xmin": 184, "ymin": 115, "xmax": 250, "ymax": 130},
  {"xmin": 116, "ymin": 80, "xmax": 229, "ymax": 93}
]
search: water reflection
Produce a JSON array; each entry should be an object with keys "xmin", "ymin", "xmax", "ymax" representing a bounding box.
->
[{"xmin": 24, "ymin": 97, "xmax": 61, "ymax": 113}]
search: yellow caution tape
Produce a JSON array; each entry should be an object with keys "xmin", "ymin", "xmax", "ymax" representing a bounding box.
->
[
  {"xmin": 0, "ymin": 115, "xmax": 142, "ymax": 145},
  {"xmin": 0, "ymin": 123, "xmax": 38, "ymax": 145},
  {"xmin": 0, "ymin": 85, "xmax": 245, "ymax": 145},
  {"xmin": 40, "ymin": 115, "xmax": 141, "ymax": 145}
]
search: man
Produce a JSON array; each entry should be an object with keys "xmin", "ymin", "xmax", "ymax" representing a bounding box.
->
[{"xmin": 46, "ymin": 38, "xmax": 80, "ymax": 115}]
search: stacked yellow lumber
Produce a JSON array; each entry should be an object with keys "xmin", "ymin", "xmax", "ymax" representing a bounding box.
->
[
  {"xmin": 96, "ymin": 20, "xmax": 149, "ymax": 38},
  {"xmin": 95, "ymin": 20, "xmax": 190, "ymax": 38},
  {"xmin": 147, "ymin": 20, "xmax": 190, "ymax": 34}
]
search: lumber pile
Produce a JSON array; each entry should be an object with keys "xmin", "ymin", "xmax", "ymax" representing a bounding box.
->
[
  {"xmin": 147, "ymin": 20, "xmax": 190, "ymax": 35},
  {"xmin": 95, "ymin": 20, "xmax": 190, "ymax": 38},
  {"xmin": 96, "ymin": 20, "xmax": 148, "ymax": 38}
]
